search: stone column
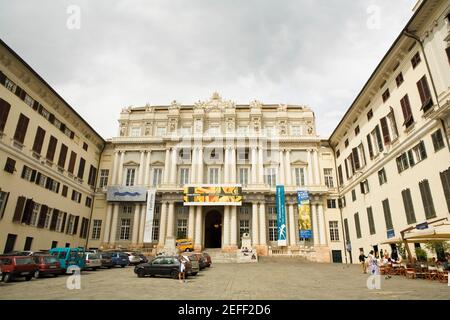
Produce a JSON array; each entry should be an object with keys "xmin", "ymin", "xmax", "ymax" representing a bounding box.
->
[
  {"xmin": 307, "ymin": 150, "xmax": 313, "ymax": 186},
  {"xmin": 251, "ymin": 147, "xmax": 257, "ymax": 185},
  {"xmin": 137, "ymin": 151, "xmax": 145, "ymax": 185},
  {"xmin": 117, "ymin": 151, "xmax": 125, "ymax": 185},
  {"xmin": 194, "ymin": 206, "xmax": 203, "ymax": 250},
  {"xmin": 288, "ymin": 204, "xmax": 296, "ymax": 247},
  {"xmin": 313, "ymin": 150, "xmax": 320, "ymax": 185},
  {"xmin": 285, "ymin": 149, "xmax": 292, "ymax": 186},
  {"xmin": 197, "ymin": 147, "xmax": 203, "ymax": 184},
  {"xmin": 223, "ymin": 207, "xmax": 230, "ymax": 247},
  {"xmin": 224, "ymin": 148, "xmax": 230, "ymax": 183},
  {"xmin": 252, "ymin": 202, "xmax": 259, "ymax": 246},
  {"xmin": 167, "ymin": 202, "xmax": 175, "ymax": 238},
  {"xmin": 279, "ymin": 149, "xmax": 285, "ymax": 185},
  {"xmin": 158, "ymin": 202, "xmax": 168, "ymax": 247},
  {"xmin": 139, "ymin": 204, "xmax": 146, "ymax": 244},
  {"xmin": 231, "ymin": 147, "xmax": 237, "ymax": 183},
  {"xmin": 311, "ymin": 203, "xmax": 319, "ymax": 246},
  {"xmin": 318, "ymin": 203, "xmax": 326, "ymax": 246},
  {"xmin": 103, "ymin": 204, "xmax": 114, "ymax": 243},
  {"xmin": 163, "ymin": 149, "xmax": 170, "ymax": 184},
  {"xmin": 144, "ymin": 151, "xmax": 151, "ymax": 186},
  {"xmin": 191, "ymin": 147, "xmax": 197, "ymax": 184},
  {"xmin": 230, "ymin": 206, "xmax": 237, "ymax": 247},
  {"xmin": 132, "ymin": 204, "xmax": 140, "ymax": 244},
  {"xmin": 109, "ymin": 204, "xmax": 120, "ymax": 244},
  {"xmin": 258, "ymin": 147, "xmax": 264, "ymax": 184},
  {"xmin": 170, "ymin": 148, "xmax": 177, "ymax": 185},
  {"xmin": 111, "ymin": 151, "xmax": 119, "ymax": 185},
  {"xmin": 188, "ymin": 206, "xmax": 195, "ymax": 241},
  {"xmin": 259, "ymin": 202, "xmax": 267, "ymax": 245}
]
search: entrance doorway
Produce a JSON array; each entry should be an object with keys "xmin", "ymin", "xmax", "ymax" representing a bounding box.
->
[{"xmin": 204, "ymin": 211, "xmax": 222, "ymax": 248}]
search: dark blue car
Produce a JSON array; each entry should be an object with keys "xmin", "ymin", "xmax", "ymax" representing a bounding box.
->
[{"xmin": 109, "ymin": 252, "xmax": 129, "ymax": 268}]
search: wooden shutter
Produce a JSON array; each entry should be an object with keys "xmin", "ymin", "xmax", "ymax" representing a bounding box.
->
[
  {"xmin": 382, "ymin": 199, "xmax": 393, "ymax": 230},
  {"xmin": 13, "ymin": 114, "xmax": 29, "ymax": 144},
  {"xmin": 4, "ymin": 157, "xmax": 16, "ymax": 174},
  {"xmin": 32, "ymin": 126, "xmax": 46, "ymax": 154},
  {"xmin": 73, "ymin": 216, "xmax": 79, "ymax": 235},
  {"xmin": 440, "ymin": 169, "xmax": 450, "ymax": 212},
  {"xmin": 68, "ymin": 151, "xmax": 76, "ymax": 174},
  {"xmin": 12, "ymin": 196, "xmax": 26, "ymax": 222},
  {"xmin": 380, "ymin": 117, "xmax": 390, "ymax": 144},
  {"xmin": 0, "ymin": 98, "xmax": 11, "ymax": 132},
  {"xmin": 375, "ymin": 125, "xmax": 383, "ymax": 151},
  {"xmin": 77, "ymin": 157, "xmax": 85, "ymax": 179},
  {"xmin": 21, "ymin": 199, "xmax": 34, "ymax": 224},
  {"xmin": 366, "ymin": 134, "xmax": 374, "ymax": 159},
  {"xmin": 58, "ymin": 144, "xmax": 68, "ymax": 168},
  {"xmin": 50, "ymin": 209, "xmax": 59, "ymax": 231},
  {"xmin": 352, "ymin": 148, "xmax": 360, "ymax": 170},
  {"xmin": 0, "ymin": 71, "xmax": 5, "ymax": 85},
  {"xmin": 37, "ymin": 205, "xmax": 48, "ymax": 228},
  {"xmin": 61, "ymin": 212, "xmax": 67, "ymax": 233},
  {"xmin": 46, "ymin": 136, "xmax": 57, "ymax": 162}
]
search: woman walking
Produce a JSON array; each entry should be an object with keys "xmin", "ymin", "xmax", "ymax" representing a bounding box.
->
[{"xmin": 179, "ymin": 256, "xmax": 187, "ymax": 283}]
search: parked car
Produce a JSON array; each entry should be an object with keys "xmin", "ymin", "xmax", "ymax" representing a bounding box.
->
[
  {"xmin": 192, "ymin": 252, "xmax": 207, "ymax": 270},
  {"xmin": 176, "ymin": 239, "xmax": 194, "ymax": 252},
  {"xmin": 109, "ymin": 252, "xmax": 129, "ymax": 268},
  {"xmin": 85, "ymin": 252, "xmax": 102, "ymax": 271},
  {"xmin": 31, "ymin": 254, "xmax": 62, "ymax": 278},
  {"xmin": 0, "ymin": 255, "xmax": 38, "ymax": 282},
  {"xmin": 49, "ymin": 247, "xmax": 86, "ymax": 272},
  {"xmin": 98, "ymin": 252, "xmax": 114, "ymax": 269},
  {"xmin": 202, "ymin": 252, "xmax": 212, "ymax": 268},
  {"xmin": 138, "ymin": 253, "xmax": 148, "ymax": 264},
  {"xmin": 180, "ymin": 253, "xmax": 199, "ymax": 276},
  {"xmin": 134, "ymin": 256, "xmax": 191, "ymax": 279},
  {"xmin": 124, "ymin": 252, "xmax": 141, "ymax": 265}
]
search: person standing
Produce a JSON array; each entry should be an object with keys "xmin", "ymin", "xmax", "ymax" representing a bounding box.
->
[
  {"xmin": 368, "ymin": 250, "xmax": 380, "ymax": 275},
  {"xmin": 359, "ymin": 249, "xmax": 368, "ymax": 274},
  {"xmin": 178, "ymin": 256, "xmax": 187, "ymax": 283}
]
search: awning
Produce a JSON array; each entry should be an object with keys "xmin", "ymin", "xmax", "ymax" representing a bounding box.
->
[
  {"xmin": 380, "ymin": 237, "xmax": 405, "ymax": 245},
  {"xmin": 404, "ymin": 223, "xmax": 450, "ymax": 240}
]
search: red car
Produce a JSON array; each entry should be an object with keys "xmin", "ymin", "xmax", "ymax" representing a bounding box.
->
[
  {"xmin": 202, "ymin": 252, "xmax": 212, "ymax": 268},
  {"xmin": 32, "ymin": 254, "xmax": 62, "ymax": 278},
  {"xmin": 0, "ymin": 255, "xmax": 38, "ymax": 283}
]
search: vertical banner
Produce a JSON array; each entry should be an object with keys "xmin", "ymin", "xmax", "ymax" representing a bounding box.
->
[
  {"xmin": 297, "ymin": 190, "xmax": 312, "ymax": 239},
  {"xmin": 143, "ymin": 189, "xmax": 156, "ymax": 243},
  {"xmin": 276, "ymin": 185, "xmax": 287, "ymax": 246}
]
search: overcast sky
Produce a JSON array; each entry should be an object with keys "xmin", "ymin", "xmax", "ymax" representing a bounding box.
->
[{"xmin": 0, "ymin": 0, "xmax": 417, "ymax": 138}]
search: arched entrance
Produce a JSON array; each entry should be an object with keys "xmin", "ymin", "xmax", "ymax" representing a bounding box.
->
[{"xmin": 204, "ymin": 210, "xmax": 222, "ymax": 248}]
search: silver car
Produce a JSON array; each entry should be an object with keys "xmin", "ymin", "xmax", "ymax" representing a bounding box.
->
[
  {"xmin": 181, "ymin": 253, "xmax": 199, "ymax": 276},
  {"xmin": 85, "ymin": 252, "xmax": 102, "ymax": 270},
  {"xmin": 124, "ymin": 252, "xmax": 141, "ymax": 265}
]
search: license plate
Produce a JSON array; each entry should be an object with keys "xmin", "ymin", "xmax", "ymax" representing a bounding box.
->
[
  {"xmin": 50, "ymin": 266, "xmax": 57, "ymax": 269},
  {"xmin": 21, "ymin": 272, "xmax": 29, "ymax": 275}
]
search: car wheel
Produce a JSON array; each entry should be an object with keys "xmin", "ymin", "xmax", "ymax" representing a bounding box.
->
[
  {"xmin": 171, "ymin": 270, "xmax": 179, "ymax": 279},
  {"xmin": 192, "ymin": 272, "xmax": 198, "ymax": 276},
  {"xmin": 121, "ymin": 265, "xmax": 126, "ymax": 268},
  {"xmin": 25, "ymin": 276, "xmax": 32, "ymax": 281},
  {"xmin": 34, "ymin": 270, "xmax": 40, "ymax": 279},
  {"xmin": 185, "ymin": 248, "xmax": 190, "ymax": 252},
  {"xmin": 3, "ymin": 273, "xmax": 12, "ymax": 283},
  {"xmin": 92, "ymin": 268, "xmax": 97, "ymax": 271},
  {"xmin": 137, "ymin": 269, "xmax": 146, "ymax": 278}
]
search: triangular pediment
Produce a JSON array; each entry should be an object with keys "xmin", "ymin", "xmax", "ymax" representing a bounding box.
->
[
  {"xmin": 123, "ymin": 160, "xmax": 139, "ymax": 166},
  {"xmin": 151, "ymin": 160, "xmax": 165, "ymax": 166},
  {"xmin": 291, "ymin": 160, "xmax": 308, "ymax": 166}
]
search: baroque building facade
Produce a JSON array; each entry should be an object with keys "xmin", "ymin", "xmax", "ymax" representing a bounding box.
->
[{"xmin": 88, "ymin": 93, "xmax": 343, "ymax": 262}]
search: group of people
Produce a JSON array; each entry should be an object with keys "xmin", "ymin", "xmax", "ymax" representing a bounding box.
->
[{"xmin": 359, "ymin": 249, "xmax": 402, "ymax": 275}]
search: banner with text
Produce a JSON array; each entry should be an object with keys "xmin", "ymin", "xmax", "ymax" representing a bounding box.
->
[
  {"xmin": 297, "ymin": 190, "xmax": 312, "ymax": 239},
  {"xmin": 143, "ymin": 189, "xmax": 156, "ymax": 243},
  {"xmin": 183, "ymin": 185, "xmax": 242, "ymax": 206},
  {"xmin": 276, "ymin": 185, "xmax": 287, "ymax": 246}
]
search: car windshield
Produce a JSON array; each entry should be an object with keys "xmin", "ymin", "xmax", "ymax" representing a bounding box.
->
[
  {"xmin": 101, "ymin": 253, "xmax": 111, "ymax": 258},
  {"xmin": 119, "ymin": 254, "xmax": 128, "ymax": 258},
  {"xmin": 44, "ymin": 256, "xmax": 59, "ymax": 264},
  {"xmin": 88, "ymin": 253, "xmax": 100, "ymax": 259},
  {"xmin": 15, "ymin": 257, "xmax": 35, "ymax": 265}
]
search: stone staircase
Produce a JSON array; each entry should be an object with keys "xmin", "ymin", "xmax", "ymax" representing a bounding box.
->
[{"xmin": 204, "ymin": 249, "xmax": 237, "ymax": 263}]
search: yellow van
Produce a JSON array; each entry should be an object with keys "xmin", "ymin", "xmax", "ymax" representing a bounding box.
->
[{"xmin": 176, "ymin": 239, "xmax": 194, "ymax": 252}]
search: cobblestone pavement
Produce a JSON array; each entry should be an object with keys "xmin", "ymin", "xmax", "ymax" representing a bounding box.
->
[{"xmin": 0, "ymin": 257, "xmax": 449, "ymax": 300}]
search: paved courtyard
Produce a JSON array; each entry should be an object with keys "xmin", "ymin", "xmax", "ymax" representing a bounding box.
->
[{"xmin": 0, "ymin": 257, "xmax": 449, "ymax": 300}]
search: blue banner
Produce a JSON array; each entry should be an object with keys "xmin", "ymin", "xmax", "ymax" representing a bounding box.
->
[
  {"xmin": 276, "ymin": 185, "xmax": 287, "ymax": 246},
  {"xmin": 297, "ymin": 190, "xmax": 312, "ymax": 239}
]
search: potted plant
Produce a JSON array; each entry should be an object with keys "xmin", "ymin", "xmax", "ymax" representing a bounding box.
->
[{"xmin": 415, "ymin": 247, "xmax": 428, "ymax": 262}]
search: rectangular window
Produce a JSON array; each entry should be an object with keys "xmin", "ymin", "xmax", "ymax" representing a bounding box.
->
[
  {"xmin": 130, "ymin": 127, "xmax": 141, "ymax": 137},
  {"xmin": 329, "ymin": 221, "xmax": 340, "ymax": 241},
  {"xmin": 71, "ymin": 190, "xmax": 81, "ymax": 203},
  {"xmin": 152, "ymin": 219, "xmax": 159, "ymax": 242},
  {"xmin": 32, "ymin": 126, "xmax": 46, "ymax": 154},
  {"xmin": 62, "ymin": 185, "xmax": 68, "ymax": 198},
  {"xmin": 400, "ymin": 94, "xmax": 414, "ymax": 128},
  {"xmin": 382, "ymin": 199, "xmax": 394, "ymax": 230},
  {"xmin": 55, "ymin": 212, "xmax": 63, "ymax": 232},
  {"xmin": 125, "ymin": 168, "xmax": 136, "ymax": 186},
  {"xmin": 68, "ymin": 151, "xmax": 77, "ymax": 174},
  {"xmin": 367, "ymin": 109, "xmax": 373, "ymax": 121},
  {"xmin": 327, "ymin": 199, "xmax": 337, "ymax": 209},
  {"xmin": 85, "ymin": 197, "xmax": 92, "ymax": 208},
  {"xmin": 380, "ymin": 117, "xmax": 390, "ymax": 145},
  {"xmin": 367, "ymin": 134, "xmax": 374, "ymax": 159},
  {"xmin": 336, "ymin": 150, "xmax": 340, "ymax": 158},
  {"xmin": 24, "ymin": 237, "xmax": 33, "ymax": 251},
  {"xmin": 82, "ymin": 142, "xmax": 88, "ymax": 151},
  {"xmin": 411, "ymin": 52, "xmax": 421, "ymax": 69},
  {"xmin": 324, "ymin": 168, "xmax": 334, "ymax": 188},
  {"xmin": 360, "ymin": 180, "xmax": 370, "ymax": 194},
  {"xmin": 237, "ymin": 148, "xmax": 249, "ymax": 161},
  {"xmin": 30, "ymin": 203, "xmax": 41, "ymax": 227},
  {"xmin": 4, "ymin": 157, "xmax": 15, "ymax": 174},
  {"xmin": 5, "ymin": 78, "xmax": 17, "ymax": 92},
  {"xmin": 396, "ymin": 153, "xmax": 409, "ymax": 173},
  {"xmin": 99, "ymin": 169, "xmax": 109, "ymax": 188},
  {"xmin": 343, "ymin": 218, "xmax": 350, "ymax": 243},
  {"xmin": 87, "ymin": 165, "xmax": 97, "ymax": 187},
  {"xmin": 209, "ymin": 149, "xmax": 220, "ymax": 160},
  {"xmin": 156, "ymin": 127, "xmax": 166, "ymax": 137},
  {"xmin": 382, "ymin": 89, "xmax": 390, "ymax": 102},
  {"xmin": 0, "ymin": 98, "xmax": 11, "ymax": 133},
  {"xmin": 209, "ymin": 168, "xmax": 220, "ymax": 184},
  {"xmin": 440, "ymin": 168, "xmax": 450, "ymax": 213},
  {"xmin": 152, "ymin": 168, "xmax": 163, "ymax": 187},
  {"xmin": 337, "ymin": 165, "xmax": 343, "ymax": 186},
  {"xmin": 401, "ymin": 189, "xmax": 416, "ymax": 225},
  {"xmin": 352, "ymin": 189, "xmax": 356, "ymax": 202},
  {"xmin": 44, "ymin": 209, "xmax": 52, "ymax": 229},
  {"xmin": 77, "ymin": 157, "xmax": 86, "ymax": 180},
  {"xmin": 265, "ymin": 168, "xmax": 277, "ymax": 187},
  {"xmin": 354, "ymin": 125, "xmax": 360, "ymax": 136},
  {"xmin": 294, "ymin": 167, "xmax": 306, "ymax": 186},
  {"xmin": 177, "ymin": 219, "xmax": 188, "ymax": 239},
  {"xmin": 239, "ymin": 167, "xmax": 248, "ymax": 186},
  {"xmin": 178, "ymin": 168, "xmax": 189, "ymax": 186},
  {"xmin": 291, "ymin": 126, "xmax": 301, "ymax": 136},
  {"xmin": 119, "ymin": 218, "xmax": 131, "ymax": 240},
  {"xmin": 395, "ymin": 72, "xmax": 404, "ymax": 87},
  {"xmin": 358, "ymin": 143, "xmax": 366, "ymax": 168},
  {"xmin": 412, "ymin": 141, "xmax": 427, "ymax": 164},
  {"xmin": 367, "ymin": 207, "xmax": 376, "ymax": 235},
  {"xmin": 387, "ymin": 108, "xmax": 399, "ymax": 141},
  {"xmin": 46, "ymin": 136, "xmax": 57, "ymax": 162},
  {"xmin": 431, "ymin": 129, "xmax": 445, "ymax": 152},
  {"xmin": 91, "ymin": 220, "xmax": 102, "ymax": 240},
  {"xmin": 417, "ymin": 75, "xmax": 433, "ymax": 113},
  {"xmin": 354, "ymin": 213, "xmax": 362, "ymax": 239},
  {"xmin": 14, "ymin": 113, "xmax": 30, "ymax": 144},
  {"xmin": 378, "ymin": 168, "xmax": 387, "ymax": 185},
  {"xmin": 419, "ymin": 180, "xmax": 436, "ymax": 219},
  {"xmin": 0, "ymin": 190, "xmax": 9, "ymax": 220},
  {"xmin": 344, "ymin": 139, "xmax": 349, "ymax": 148},
  {"xmin": 178, "ymin": 149, "xmax": 191, "ymax": 161},
  {"xmin": 352, "ymin": 147, "xmax": 360, "ymax": 170},
  {"xmin": 58, "ymin": 144, "xmax": 68, "ymax": 169},
  {"xmin": 239, "ymin": 220, "xmax": 250, "ymax": 243},
  {"xmin": 268, "ymin": 219, "xmax": 277, "ymax": 242}
]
